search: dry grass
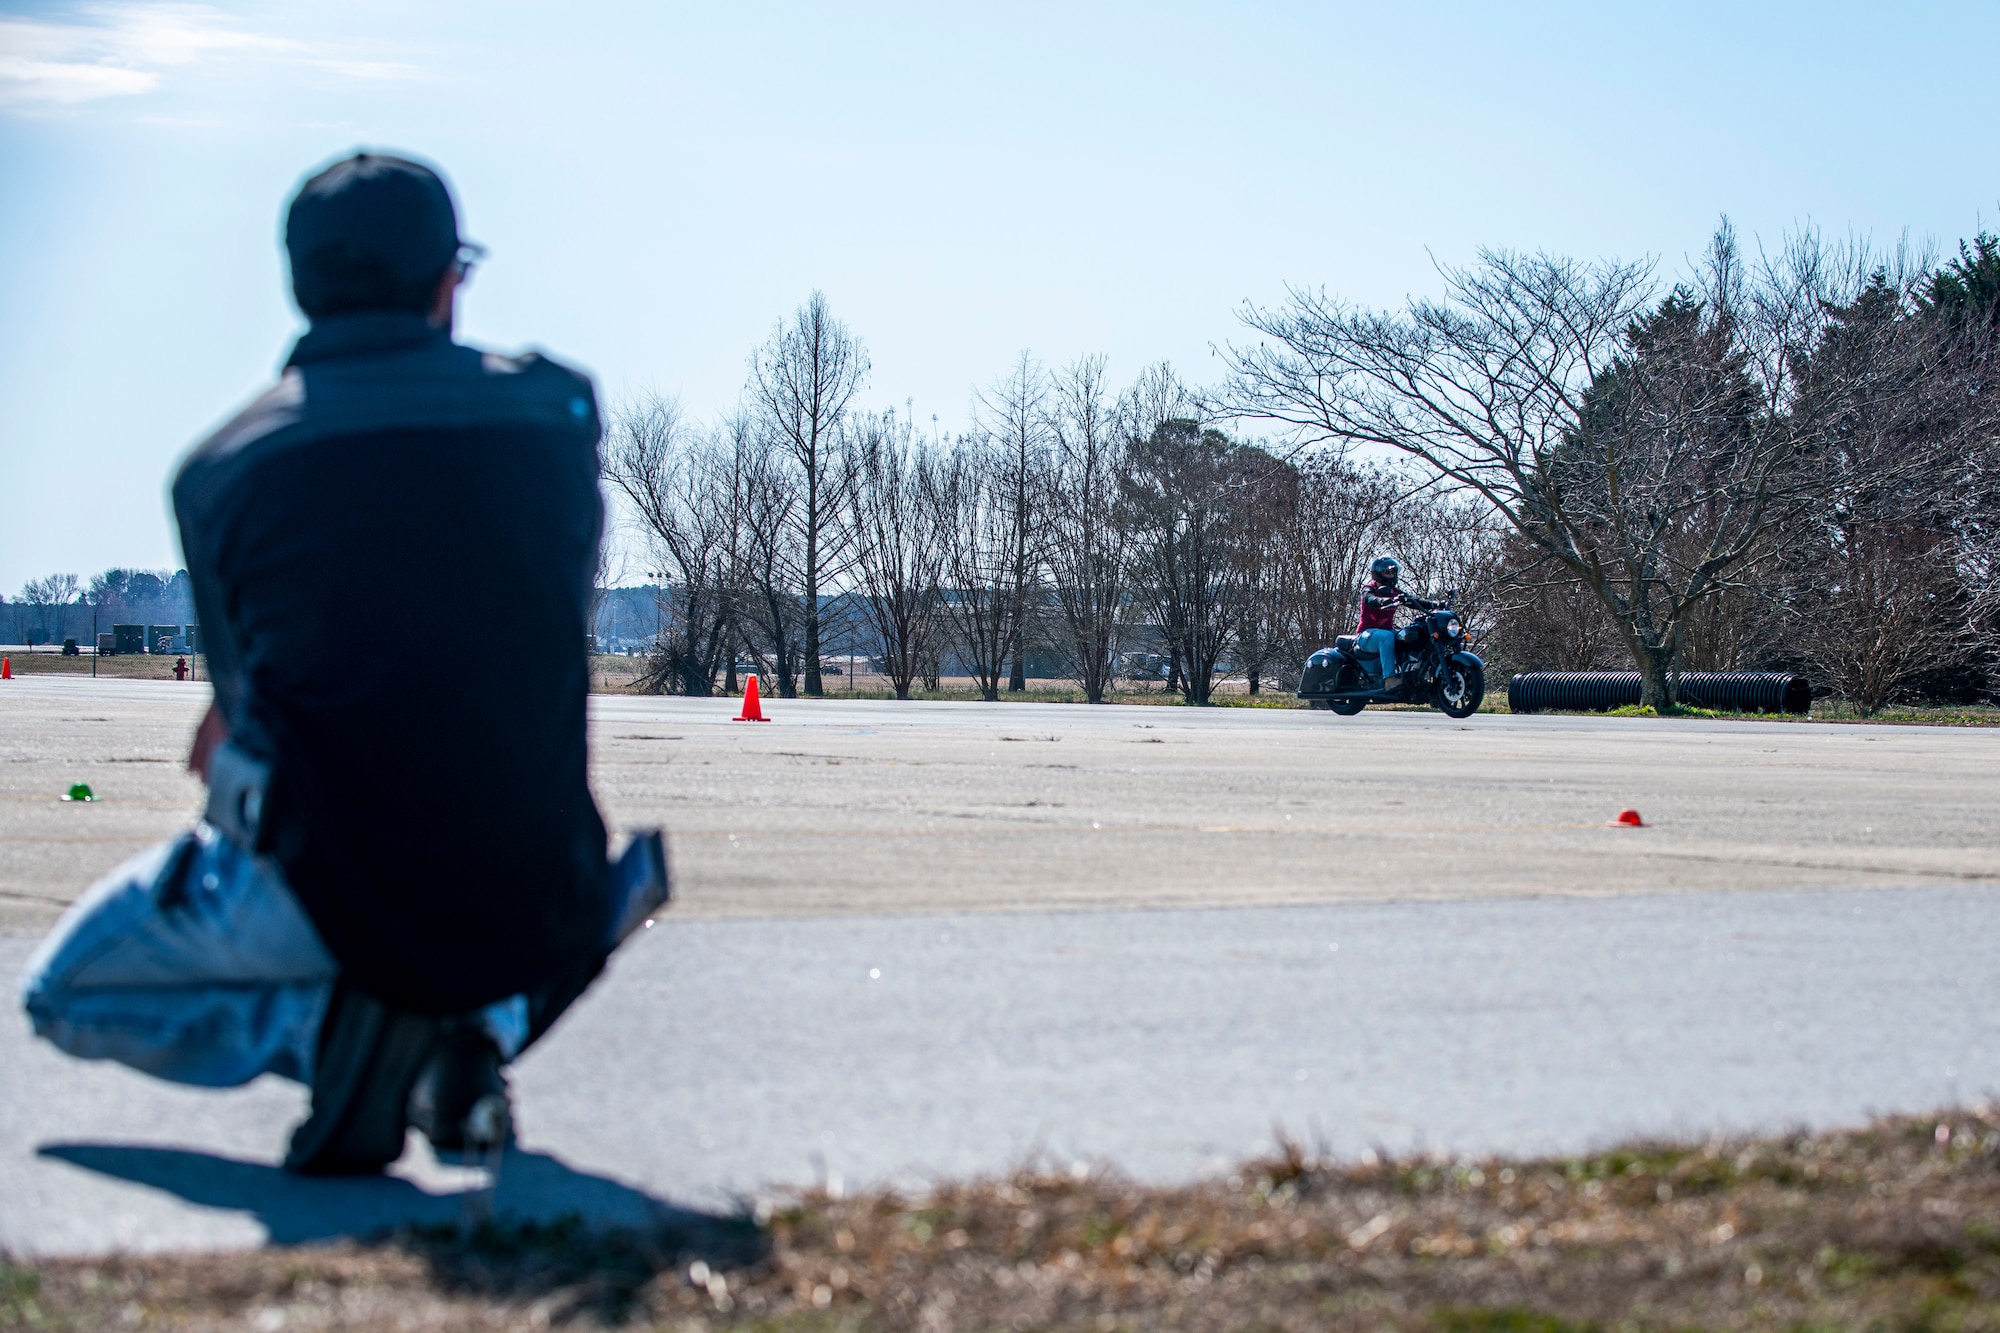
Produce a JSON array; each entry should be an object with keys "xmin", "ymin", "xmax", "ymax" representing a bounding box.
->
[
  {"xmin": 1806, "ymin": 701, "xmax": 2000, "ymax": 727},
  {"xmin": 0, "ymin": 651, "xmax": 202, "ymax": 681},
  {"xmin": 584, "ymin": 662, "xmax": 1309, "ymax": 707},
  {"xmin": 15, "ymin": 652, "xmax": 1981, "ymax": 724},
  {"xmin": 1580, "ymin": 702, "xmax": 2000, "ymax": 727},
  {"xmin": 8, "ymin": 1109, "xmax": 2000, "ymax": 1331}
]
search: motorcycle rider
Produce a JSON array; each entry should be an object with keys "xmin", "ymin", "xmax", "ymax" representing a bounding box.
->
[{"xmin": 1356, "ymin": 555, "xmax": 1438, "ymax": 690}]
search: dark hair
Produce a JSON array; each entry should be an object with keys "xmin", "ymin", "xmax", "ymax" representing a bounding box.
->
[{"xmin": 290, "ymin": 241, "xmax": 445, "ymax": 319}]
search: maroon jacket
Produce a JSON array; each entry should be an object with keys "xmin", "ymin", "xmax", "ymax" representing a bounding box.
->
[
  {"xmin": 1357, "ymin": 581, "xmax": 1438, "ymax": 632},
  {"xmin": 1357, "ymin": 579, "xmax": 1400, "ymax": 631}
]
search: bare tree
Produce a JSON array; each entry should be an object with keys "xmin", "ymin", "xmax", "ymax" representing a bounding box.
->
[
  {"xmin": 1116, "ymin": 363, "xmax": 1205, "ymax": 690},
  {"xmin": 1042, "ymin": 355, "xmax": 1132, "ymax": 702},
  {"xmin": 49, "ymin": 573, "xmax": 80, "ymax": 635},
  {"xmin": 1231, "ymin": 226, "xmax": 1836, "ymax": 707},
  {"xmin": 16, "ymin": 578, "xmax": 54, "ymax": 650},
  {"xmin": 1792, "ymin": 525, "xmax": 1977, "ymax": 713},
  {"xmin": 1224, "ymin": 455, "xmax": 1299, "ymax": 694},
  {"xmin": 1924, "ymin": 235, "xmax": 2000, "ymax": 635},
  {"xmin": 1778, "ymin": 258, "xmax": 1988, "ymax": 712},
  {"xmin": 1382, "ymin": 482, "xmax": 1504, "ymax": 643},
  {"xmin": 927, "ymin": 439, "xmax": 1018, "ymax": 701},
  {"xmin": 976, "ymin": 352, "xmax": 1053, "ymax": 691},
  {"xmin": 18, "ymin": 574, "xmax": 78, "ymax": 650},
  {"xmin": 1220, "ymin": 448, "xmax": 1440, "ymax": 696},
  {"xmin": 734, "ymin": 414, "xmax": 809, "ymax": 698},
  {"xmin": 604, "ymin": 395, "xmax": 747, "ymax": 695},
  {"xmin": 1281, "ymin": 458, "xmax": 1405, "ymax": 655},
  {"xmin": 1121, "ymin": 361, "xmax": 1203, "ymax": 438},
  {"xmin": 749, "ymin": 291, "xmax": 869, "ymax": 697},
  {"xmin": 844, "ymin": 408, "xmax": 947, "ymax": 699},
  {"xmin": 1124, "ymin": 419, "xmax": 1254, "ymax": 704},
  {"xmin": 1480, "ymin": 543, "xmax": 1628, "ymax": 672}
]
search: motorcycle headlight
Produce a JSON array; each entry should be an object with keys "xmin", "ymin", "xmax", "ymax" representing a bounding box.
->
[{"xmin": 1444, "ymin": 618, "xmax": 1463, "ymax": 638}]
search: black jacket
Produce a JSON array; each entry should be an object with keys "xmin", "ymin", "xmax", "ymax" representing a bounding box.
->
[{"xmin": 172, "ymin": 312, "xmax": 611, "ymax": 1013}]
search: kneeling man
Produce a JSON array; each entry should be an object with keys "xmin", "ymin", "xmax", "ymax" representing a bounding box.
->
[{"xmin": 20, "ymin": 152, "xmax": 666, "ymax": 1174}]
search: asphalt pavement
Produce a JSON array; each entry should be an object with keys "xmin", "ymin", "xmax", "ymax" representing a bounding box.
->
[
  {"xmin": 8, "ymin": 678, "xmax": 2000, "ymax": 927},
  {"xmin": 2, "ymin": 678, "xmax": 1998, "ymax": 1254},
  {"xmin": 4, "ymin": 887, "xmax": 1996, "ymax": 1256}
]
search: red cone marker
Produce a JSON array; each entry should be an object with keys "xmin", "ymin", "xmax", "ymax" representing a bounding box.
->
[
  {"xmin": 1610, "ymin": 808, "xmax": 1645, "ymax": 827},
  {"xmin": 735, "ymin": 674, "xmax": 769, "ymax": 722}
]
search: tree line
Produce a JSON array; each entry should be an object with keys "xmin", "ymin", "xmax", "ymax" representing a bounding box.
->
[
  {"xmin": 612, "ymin": 225, "xmax": 2000, "ymax": 713},
  {"xmin": 3, "ymin": 569, "xmax": 195, "ymax": 649},
  {"xmin": 1230, "ymin": 225, "xmax": 2000, "ymax": 712},
  {"xmin": 33, "ymin": 222, "xmax": 1986, "ymax": 715},
  {"xmin": 606, "ymin": 294, "xmax": 1495, "ymax": 703}
]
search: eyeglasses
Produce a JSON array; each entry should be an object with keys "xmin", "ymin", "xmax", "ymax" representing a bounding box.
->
[{"xmin": 453, "ymin": 241, "xmax": 488, "ymax": 282}]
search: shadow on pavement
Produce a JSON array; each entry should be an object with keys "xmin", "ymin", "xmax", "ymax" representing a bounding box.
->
[
  {"xmin": 39, "ymin": 1142, "xmax": 750, "ymax": 1249},
  {"xmin": 41, "ymin": 1141, "xmax": 768, "ymax": 1319}
]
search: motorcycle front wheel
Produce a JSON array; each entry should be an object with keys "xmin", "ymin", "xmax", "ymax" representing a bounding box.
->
[{"xmin": 1435, "ymin": 660, "xmax": 1485, "ymax": 719}]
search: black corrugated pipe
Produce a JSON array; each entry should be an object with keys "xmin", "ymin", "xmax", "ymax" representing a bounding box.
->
[{"xmin": 1508, "ymin": 671, "xmax": 1812, "ymax": 715}]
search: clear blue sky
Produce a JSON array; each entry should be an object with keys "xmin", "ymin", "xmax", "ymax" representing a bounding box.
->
[{"xmin": 2, "ymin": 0, "xmax": 1995, "ymax": 591}]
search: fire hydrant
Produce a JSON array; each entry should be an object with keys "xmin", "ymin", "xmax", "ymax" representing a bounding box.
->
[{"xmin": 173, "ymin": 655, "xmax": 189, "ymax": 682}]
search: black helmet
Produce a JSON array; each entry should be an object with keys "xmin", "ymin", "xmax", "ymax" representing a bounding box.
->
[{"xmin": 1370, "ymin": 555, "xmax": 1400, "ymax": 586}]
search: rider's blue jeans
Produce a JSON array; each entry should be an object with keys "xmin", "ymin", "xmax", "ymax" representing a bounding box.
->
[
  {"xmin": 1358, "ymin": 628, "xmax": 1397, "ymax": 679},
  {"xmin": 18, "ymin": 824, "xmax": 531, "ymax": 1088}
]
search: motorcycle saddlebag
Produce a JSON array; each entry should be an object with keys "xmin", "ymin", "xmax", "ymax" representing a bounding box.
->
[{"xmin": 1299, "ymin": 646, "xmax": 1343, "ymax": 698}]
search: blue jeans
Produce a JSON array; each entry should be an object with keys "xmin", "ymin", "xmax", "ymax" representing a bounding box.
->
[
  {"xmin": 19, "ymin": 824, "xmax": 535, "ymax": 1088},
  {"xmin": 1357, "ymin": 628, "xmax": 1397, "ymax": 679}
]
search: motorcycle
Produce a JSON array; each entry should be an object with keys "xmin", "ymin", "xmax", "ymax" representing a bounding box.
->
[{"xmin": 1296, "ymin": 593, "xmax": 1486, "ymax": 719}]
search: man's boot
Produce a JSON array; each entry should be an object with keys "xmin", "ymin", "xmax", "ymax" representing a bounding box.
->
[
  {"xmin": 284, "ymin": 981, "xmax": 439, "ymax": 1175},
  {"xmin": 396, "ymin": 832, "xmax": 669, "ymax": 1162},
  {"xmin": 408, "ymin": 1020, "xmax": 512, "ymax": 1156}
]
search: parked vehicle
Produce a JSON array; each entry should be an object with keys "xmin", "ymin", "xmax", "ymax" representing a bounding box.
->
[{"xmin": 1296, "ymin": 593, "xmax": 1485, "ymax": 719}]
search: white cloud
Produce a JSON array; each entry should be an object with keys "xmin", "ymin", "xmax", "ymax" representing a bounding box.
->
[
  {"xmin": 0, "ymin": 53, "xmax": 158, "ymax": 105},
  {"xmin": 0, "ymin": 3, "xmax": 398, "ymax": 109}
]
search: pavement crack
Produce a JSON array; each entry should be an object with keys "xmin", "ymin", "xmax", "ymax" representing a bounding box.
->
[
  {"xmin": 0, "ymin": 887, "xmax": 73, "ymax": 905},
  {"xmin": 1611, "ymin": 846, "xmax": 2000, "ymax": 883}
]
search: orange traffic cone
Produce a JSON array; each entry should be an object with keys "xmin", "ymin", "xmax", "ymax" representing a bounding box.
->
[
  {"xmin": 734, "ymin": 673, "xmax": 769, "ymax": 722},
  {"xmin": 1, "ymin": 656, "xmax": 11, "ymax": 679}
]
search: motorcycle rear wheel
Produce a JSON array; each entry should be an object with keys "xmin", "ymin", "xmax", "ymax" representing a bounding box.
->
[
  {"xmin": 1324, "ymin": 662, "xmax": 1366, "ymax": 715},
  {"xmin": 1436, "ymin": 660, "xmax": 1485, "ymax": 718}
]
